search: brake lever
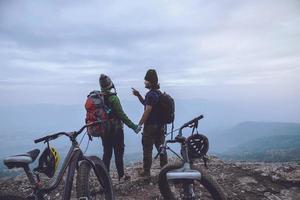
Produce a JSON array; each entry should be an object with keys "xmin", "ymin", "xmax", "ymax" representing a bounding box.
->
[
  {"xmin": 188, "ymin": 123, "xmax": 195, "ymax": 128},
  {"xmin": 43, "ymin": 135, "xmax": 58, "ymax": 143}
]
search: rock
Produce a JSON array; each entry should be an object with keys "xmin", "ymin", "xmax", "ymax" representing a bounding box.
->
[
  {"xmin": 271, "ymin": 175, "xmax": 280, "ymax": 182},
  {"xmin": 261, "ymin": 172, "xmax": 269, "ymax": 177},
  {"xmin": 1, "ymin": 156, "xmax": 300, "ymax": 199},
  {"xmin": 264, "ymin": 192, "xmax": 281, "ymax": 200},
  {"xmin": 257, "ymin": 185, "xmax": 267, "ymax": 192},
  {"xmin": 238, "ymin": 176, "xmax": 258, "ymax": 184},
  {"xmin": 280, "ymin": 187, "xmax": 300, "ymax": 200}
]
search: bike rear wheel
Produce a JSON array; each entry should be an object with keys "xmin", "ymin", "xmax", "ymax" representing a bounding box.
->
[
  {"xmin": 76, "ymin": 156, "xmax": 114, "ymax": 200},
  {"xmin": 158, "ymin": 163, "xmax": 226, "ymax": 200}
]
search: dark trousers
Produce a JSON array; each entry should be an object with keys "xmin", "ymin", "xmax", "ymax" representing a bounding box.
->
[
  {"xmin": 101, "ymin": 128, "xmax": 125, "ymax": 178},
  {"xmin": 142, "ymin": 124, "xmax": 168, "ymax": 172}
]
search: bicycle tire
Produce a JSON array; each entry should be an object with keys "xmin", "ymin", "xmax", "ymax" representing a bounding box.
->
[
  {"xmin": 0, "ymin": 194, "xmax": 27, "ymax": 200},
  {"xmin": 158, "ymin": 163, "xmax": 226, "ymax": 200},
  {"xmin": 63, "ymin": 151, "xmax": 78, "ymax": 200},
  {"xmin": 76, "ymin": 156, "xmax": 114, "ymax": 200}
]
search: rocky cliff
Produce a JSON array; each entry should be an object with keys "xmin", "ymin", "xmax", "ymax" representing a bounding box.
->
[{"xmin": 1, "ymin": 156, "xmax": 299, "ymax": 199}]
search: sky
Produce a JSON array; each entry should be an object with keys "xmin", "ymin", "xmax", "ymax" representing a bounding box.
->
[{"xmin": 0, "ymin": 0, "xmax": 299, "ymax": 106}]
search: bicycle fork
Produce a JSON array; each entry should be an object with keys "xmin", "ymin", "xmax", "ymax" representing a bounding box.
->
[
  {"xmin": 183, "ymin": 183, "xmax": 196, "ymax": 199},
  {"xmin": 166, "ymin": 163, "xmax": 201, "ymax": 199}
]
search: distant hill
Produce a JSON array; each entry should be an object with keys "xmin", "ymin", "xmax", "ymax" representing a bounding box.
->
[
  {"xmin": 1, "ymin": 104, "xmax": 299, "ymax": 177},
  {"xmin": 210, "ymin": 121, "xmax": 300, "ymax": 153},
  {"xmin": 220, "ymin": 134, "xmax": 300, "ymax": 162}
]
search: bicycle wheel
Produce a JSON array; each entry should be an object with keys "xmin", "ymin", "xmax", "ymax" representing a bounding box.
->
[
  {"xmin": 158, "ymin": 163, "xmax": 226, "ymax": 200},
  {"xmin": 76, "ymin": 156, "xmax": 114, "ymax": 200}
]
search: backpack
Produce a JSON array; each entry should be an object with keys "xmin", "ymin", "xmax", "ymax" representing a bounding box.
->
[
  {"xmin": 85, "ymin": 90, "xmax": 112, "ymax": 137},
  {"xmin": 157, "ymin": 91, "xmax": 175, "ymax": 125}
]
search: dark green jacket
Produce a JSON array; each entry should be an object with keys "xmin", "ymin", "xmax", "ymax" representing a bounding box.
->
[{"xmin": 102, "ymin": 89, "xmax": 137, "ymax": 130}]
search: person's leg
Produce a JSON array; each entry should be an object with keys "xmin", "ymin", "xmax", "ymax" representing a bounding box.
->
[
  {"xmin": 142, "ymin": 125, "xmax": 154, "ymax": 176},
  {"xmin": 113, "ymin": 128, "xmax": 125, "ymax": 178},
  {"xmin": 101, "ymin": 136, "xmax": 113, "ymax": 172},
  {"xmin": 154, "ymin": 126, "xmax": 168, "ymax": 167}
]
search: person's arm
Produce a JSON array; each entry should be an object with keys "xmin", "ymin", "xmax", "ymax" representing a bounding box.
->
[
  {"xmin": 138, "ymin": 105, "xmax": 152, "ymax": 125},
  {"xmin": 110, "ymin": 95, "xmax": 137, "ymax": 130},
  {"xmin": 132, "ymin": 88, "xmax": 145, "ymax": 104},
  {"xmin": 137, "ymin": 93, "xmax": 145, "ymax": 105},
  {"xmin": 138, "ymin": 91, "xmax": 159, "ymax": 126}
]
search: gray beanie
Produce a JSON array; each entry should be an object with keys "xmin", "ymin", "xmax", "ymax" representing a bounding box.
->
[{"xmin": 99, "ymin": 74, "xmax": 113, "ymax": 89}]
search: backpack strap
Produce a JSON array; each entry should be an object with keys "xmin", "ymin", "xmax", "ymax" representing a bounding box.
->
[
  {"xmin": 155, "ymin": 89, "xmax": 162, "ymax": 96},
  {"xmin": 171, "ymin": 121, "xmax": 174, "ymax": 139},
  {"xmin": 102, "ymin": 92, "xmax": 119, "ymax": 120}
]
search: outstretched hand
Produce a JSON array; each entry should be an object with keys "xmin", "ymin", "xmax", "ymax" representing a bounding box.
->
[
  {"xmin": 132, "ymin": 88, "xmax": 140, "ymax": 96},
  {"xmin": 134, "ymin": 124, "xmax": 142, "ymax": 134}
]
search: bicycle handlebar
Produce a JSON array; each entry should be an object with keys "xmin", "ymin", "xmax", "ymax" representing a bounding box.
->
[
  {"xmin": 34, "ymin": 121, "xmax": 102, "ymax": 144},
  {"xmin": 178, "ymin": 115, "xmax": 203, "ymax": 136},
  {"xmin": 34, "ymin": 132, "xmax": 67, "ymax": 143},
  {"xmin": 155, "ymin": 115, "xmax": 204, "ymax": 160}
]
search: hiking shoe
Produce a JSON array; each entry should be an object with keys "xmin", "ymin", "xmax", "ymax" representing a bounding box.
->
[{"xmin": 119, "ymin": 174, "xmax": 131, "ymax": 182}]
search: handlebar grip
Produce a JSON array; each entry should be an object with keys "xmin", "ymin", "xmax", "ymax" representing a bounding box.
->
[
  {"xmin": 34, "ymin": 132, "xmax": 65, "ymax": 143},
  {"xmin": 34, "ymin": 136, "xmax": 48, "ymax": 143},
  {"xmin": 181, "ymin": 115, "xmax": 204, "ymax": 129}
]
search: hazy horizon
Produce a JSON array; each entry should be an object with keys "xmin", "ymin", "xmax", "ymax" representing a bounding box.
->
[{"xmin": 0, "ymin": 0, "xmax": 299, "ymax": 160}]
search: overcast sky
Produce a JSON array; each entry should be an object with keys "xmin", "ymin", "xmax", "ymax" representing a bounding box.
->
[{"xmin": 0, "ymin": 0, "xmax": 299, "ymax": 105}]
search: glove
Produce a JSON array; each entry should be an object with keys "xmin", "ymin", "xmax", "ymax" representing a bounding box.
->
[{"xmin": 134, "ymin": 124, "xmax": 142, "ymax": 134}]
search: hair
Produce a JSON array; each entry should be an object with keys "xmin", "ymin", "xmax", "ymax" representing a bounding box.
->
[{"xmin": 151, "ymin": 83, "xmax": 160, "ymax": 90}]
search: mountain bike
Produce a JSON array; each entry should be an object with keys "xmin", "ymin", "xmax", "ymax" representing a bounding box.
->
[
  {"xmin": 157, "ymin": 115, "xmax": 226, "ymax": 200},
  {"xmin": 0, "ymin": 121, "xmax": 114, "ymax": 200}
]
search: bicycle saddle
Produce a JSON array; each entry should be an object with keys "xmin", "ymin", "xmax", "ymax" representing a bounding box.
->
[{"xmin": 4, "ymin": 149, "xmax": 40, "ymax": 169}]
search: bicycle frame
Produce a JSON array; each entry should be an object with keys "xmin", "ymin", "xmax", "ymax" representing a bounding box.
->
[
  {"xmin": 165, "ymin": 141, "xmax": 202, "ymax": 181},
  {"xmin": 161, "ymin": 115, "xmax": 204, "ymax": 181},
  {"xmin": 22, "ymin": 138, "xmax": 81, "ymax": 200},
  {"xmin": 20, "ymin": 122, "xmax": 103, "ymax": 200}
]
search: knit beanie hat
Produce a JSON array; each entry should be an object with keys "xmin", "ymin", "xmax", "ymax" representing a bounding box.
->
[
  {"xmin": 99, "ymin": 74, "xmax": 113, "ymax": 89},
  {"xmin": 144, "ymin": 69, "xmax": 158, "ymax": 85}
]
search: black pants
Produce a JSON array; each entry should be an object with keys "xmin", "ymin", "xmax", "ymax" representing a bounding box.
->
[
  {"xmin": 101, "ymin": 128, "xmax": 125, "ymax": 178},
  {"xmin": 142, "ymin": 124, "xmax": 168, "ymax": 173}
]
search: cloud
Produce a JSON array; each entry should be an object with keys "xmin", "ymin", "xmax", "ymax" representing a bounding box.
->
[{"xmin": 0, "ymin": 0, "xmax": 299, "ymax": 104}]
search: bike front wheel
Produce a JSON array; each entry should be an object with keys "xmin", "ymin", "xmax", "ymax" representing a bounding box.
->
[
  {"xmin": 158, "ymin": 163, "xmax": 226, "ymax": 200},
  {"xmin": 76, "ymin": 156, "xmax": 114, "ymax": 200}
]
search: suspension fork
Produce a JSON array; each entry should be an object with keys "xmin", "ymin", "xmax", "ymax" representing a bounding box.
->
[
  {"xmin": 182, "ymin": 182, "xmax": 195, "ymax": 199},
  {"xmin": 62, "ymin": 148, "xmax": 82, "ymax": 200},
  {"xmin": 180, "ymin": 142, "xmax": 191, "ymax": 164}
]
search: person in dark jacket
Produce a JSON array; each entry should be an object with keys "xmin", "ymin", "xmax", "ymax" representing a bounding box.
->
[
  {"xmin": 99, "ymin": 74, "xmax": 141, "ymax": 181},
  {"xmin": 132, "ymin": 69, "xmax": 168, "ymax": 177}
]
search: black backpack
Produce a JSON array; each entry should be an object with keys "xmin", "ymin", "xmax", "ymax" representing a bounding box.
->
[{"xmin": 157, "ymin": 91, "xmax": 175, "ymax": 125}]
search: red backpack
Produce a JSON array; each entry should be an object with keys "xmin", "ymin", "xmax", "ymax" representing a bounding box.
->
[{"xmin": 85, "ymin": 90, "xmax": 112, "ymax": 137}]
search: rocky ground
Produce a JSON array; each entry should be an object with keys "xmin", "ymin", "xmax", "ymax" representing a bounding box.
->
[{"xmin": 0, "ymin": 156, "xmax": 299, "ymax": 199}]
